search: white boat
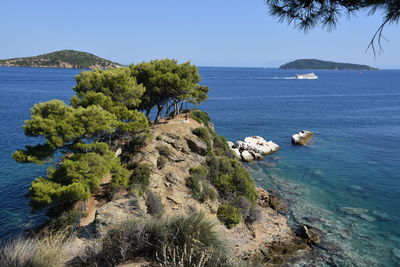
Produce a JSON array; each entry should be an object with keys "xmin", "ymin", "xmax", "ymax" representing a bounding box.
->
[{"xmin": 295, "ymin": 72, "xmax": 318, "ymax": 79}]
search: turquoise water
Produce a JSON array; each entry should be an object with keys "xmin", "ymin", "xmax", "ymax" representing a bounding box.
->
[{"xmin": 0, "ymin": 67, "xmax": 399, "ymax": 266}]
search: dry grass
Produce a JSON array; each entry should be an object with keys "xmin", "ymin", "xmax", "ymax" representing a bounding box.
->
[{"xmin": 0, "ymin": 231, "xmax": 76, "ymax": 267}]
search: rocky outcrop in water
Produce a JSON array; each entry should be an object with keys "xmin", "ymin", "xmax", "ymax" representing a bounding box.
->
[
  {"xmin": 228, "ymin": 136, "xmax": 279, "ymax": 162},
  {"xmin": 292, "ymin": 130, "xmax": 314, "ymax": 145}
]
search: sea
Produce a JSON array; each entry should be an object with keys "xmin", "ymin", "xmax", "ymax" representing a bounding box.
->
[{"xmin": 0, "ymin": 66, "xmax": 399, "ymax": 266}]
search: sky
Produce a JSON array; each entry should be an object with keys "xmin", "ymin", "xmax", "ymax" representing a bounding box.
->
[{"xmin": 0, "ymin": 0, "xmax": 399, "ymax": 68}]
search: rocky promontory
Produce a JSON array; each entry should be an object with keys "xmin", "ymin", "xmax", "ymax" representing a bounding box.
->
[{"xmin": 72, "ymin": 114, "xmax": 313, "ymax": 265}]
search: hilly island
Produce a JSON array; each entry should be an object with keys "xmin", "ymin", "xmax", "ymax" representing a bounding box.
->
[
  {"xmin": 0, "ymin": 50, "xmax": 122, "ymax": 69},
  {"xmin": 280, "ymin": 59, "xmax": 377, "ymax": 70}
]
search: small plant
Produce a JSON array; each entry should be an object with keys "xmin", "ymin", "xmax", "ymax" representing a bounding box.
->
[
  {"xmin": 192, "ymin": 127, "xmax": 212, "ymax": 146},
  {"xmin": 145, "ymin": 191, "xmax": 164, "ymax": 216},
  {"xmin": 157, "ymin": 155, "xmax": 167, "ymax": 170},
  {"xmin": 217, "ymin": 204, "xmax": 243, "ymax": 229},
  {"xmin": 129, "ymin": 164, "xmax": 151, "ymax": 195},
  {"xmin": 156, "ymin": 145, "xmax": 171, "ymax": 157},
  {"xmin": 190, "ymin": 110, "xmax": 211, "ymax": 126}
]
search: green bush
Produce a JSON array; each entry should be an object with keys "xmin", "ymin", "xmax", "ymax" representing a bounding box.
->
[
  {"xmin": 129, "ymin": 164, "xmax": 151, "ymax": 195},
  {"xmin": 71, "ymin": 213, "xmax": 230, "ymax": 267},
  {"xmin": 186, "ymin": 176, "xmax": 217, "ymax": 202},
  {"xmin": 213, "ymin": 134, "xmax": 235, "ymax": 158},
  {"xmin": 192, "ymin": 127, "xmax": 212, "ymax": 147},
  {"xmin": 156, "ymin": 145, "xmax": 171, "ymax": 157},
  {"xmin": 190, "ymin": 110, "xmax": 211, "ymax": 126},
  {"xmin": 157, "ymin": 155, "xmax": 167, "ymax": 170},
  {"xmin": 217, "ymin": 204, "xmax": 243, "ymax": 229}
]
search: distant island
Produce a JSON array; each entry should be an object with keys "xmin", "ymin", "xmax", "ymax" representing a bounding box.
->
[
  {"xmin": 280, "ymin": 59, "xmax": 378, "ymax": 70},
  {"xmin": 0, "ymin": 50, "xmax": 122, "ymax": 69}
]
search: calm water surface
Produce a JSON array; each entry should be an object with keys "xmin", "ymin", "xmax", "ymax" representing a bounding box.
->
[{"xmin": 0, "ymin": 66, "xmax": 399, "ymax": 266}]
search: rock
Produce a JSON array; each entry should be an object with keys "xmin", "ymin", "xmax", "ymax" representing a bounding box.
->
[
  {"xmin": 227, "ymin": 141, "xmax": 234, "ymax": 148},
  {"xmin": 231, "ymin": 136, "xmax": 279, "ymax": 162},
  {"xmin": 241, "ymin": 150, "xmax": 254, "ymax": 162},
  {"xmin": 232, "ymin": 148, "xmax": 241, "ymax": 159},
  {"xmin": 292, "ymin": 130, "xmax": 314, "ymax": 145},
  {"xmin": 266, "ymin": 141, "xmax": 280, "ymax": 152},
  {"xmin": 165, "ymin": 172, "xmax": 179, "ymax": 185},
  {"xmin": 244, "ymin": 136, "xmax": 272, "ymax": 155},
  {"xmin": 186, "ymin": 138, "xmax": 207, "ymax": 155}
]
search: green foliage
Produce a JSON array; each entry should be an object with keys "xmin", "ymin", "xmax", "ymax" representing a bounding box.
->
[
  {"xmin": 217, "ymin": 204, "xmax": 243, "ymax": 229},
  {"xmin": 192, "ymin": 127, "xmax": 212, "ymax": 147},
  {"xmin": 129, "ymin": 164, "xmax": 151, "ymax": 195},
  {"xmin": 157, "ymin": 155, "xmax": 167, "ymax": 170},
  {"xmin": 190, "ymin": 110, "xmax": 211, "ymax": 126},
  {"xmin": 72, "ymin": 213, "xmax": 230, "ymax": 267},
  {"xmin": 130, "ymin": 59, "xmax": 209, "ymax": 122},
  {"xmin": 28, "ymin": 143, "xmax": 126, "ymax": 209},
  {"xmin": 213, "ymin": 134, "xmax": 235, "ymax": 158},
  {"xmin": 156, "ymin": 145, "xmax": 171, "ymax": 157},
  {"xmin": 186, "ymin": 175, "xmax": 217, "ymax": 202}
]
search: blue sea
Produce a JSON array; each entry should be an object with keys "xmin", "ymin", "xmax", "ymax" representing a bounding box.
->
[{"xmin": 0, "ymin": 66, "xmax": 399, "ymax": 266}]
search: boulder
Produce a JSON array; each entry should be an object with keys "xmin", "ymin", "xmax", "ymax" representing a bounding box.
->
[
  {"xmin": 292, "ymin": 130, "xmax": 314, "ymax": 145},
  {"xmin": 244, "ymin": 136, "xmax": 278, "ymax": 155},
  {"xmin": 227, "ymin": 141, "xmax": 234, "ymax": 148},
  {"xmin": 186, "ymin": 138, "xmax": 207, "ymax": 155},
  {"xmin": 241, "ymin": 150, "xmax": 254, "ymax": 162},
  {"xmin": 232, "ymin": 148, "xmax": 241, "ymax": 159}
]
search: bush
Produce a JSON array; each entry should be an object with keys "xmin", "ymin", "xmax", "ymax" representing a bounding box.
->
[
  {"xmin": 186, "ymin": 176, "xmax": 217, "ymax": 202},
  {"xmin": 129, "ymin": 164, "xmax": 151, "ymax": 195},
  {"xmin": 213, "ymin": 134, "xmax": 235, "ymax": 158},
  {"xmin": 190, "ymin": 110, "xmax": 211, "ymax": 126},
  {"xmin": 192, "ymin": 127, "xmax": 212, "ymax": 147},
  {"xmin": 71, "ymin": 213, "xmax": 231, "ymax": 267},
  {"xmin": 157, "ymin": 155, "xmax": 167, "ymax": 170},
  {"xmin": 145, "ymin": 191, "xmax": 164, "ymax": 216},
  {"xmin": 217, "ymin": 204, "xmax": 243, "ymax": 229},
  {"xmin": 156, "ymin": 145, "xmax": 171, "ymax": 157}
]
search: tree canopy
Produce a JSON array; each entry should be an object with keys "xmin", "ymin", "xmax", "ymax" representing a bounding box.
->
[
  {"xmin": 13, "ymin": 68, "xmax": 149, "ymax": 211},
  {"xmin": 13, "ymin": 60, "xmax": 209, "ymax": 212},
  {"xmin": 130, "ymin": 59, "xmax": 209, "ymax": 123},
  {"xmin": 264, "ymin": 0, "xmax": 400, "ymax": 52}
]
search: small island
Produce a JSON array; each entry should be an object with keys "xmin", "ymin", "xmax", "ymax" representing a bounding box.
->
[
  {"xmin": 280, "ymin": 59, "xmax": 377, "ymax": 70},
  {"xmin": 0, "ymin": 50, "xmax": 122, "ymax": 69}
]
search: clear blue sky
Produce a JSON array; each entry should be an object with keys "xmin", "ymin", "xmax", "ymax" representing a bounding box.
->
[{"xmin": 0, "ymin": 0, "xmax": 399, "ymax": 68}]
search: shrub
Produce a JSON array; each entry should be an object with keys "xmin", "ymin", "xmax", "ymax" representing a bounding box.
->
[
  {"xmin": 190, "ymin": 110, "xmax": 211, "ymax": 126},
  {"xmin": 71, "ymin": 213, "xmax": 231, "ymax": 267},
  {"xmin": 145, "ymin": 191, "xmax": 164, "ymax": 216},
  {"xmin": 157, "ymin": 155, "xmax": 167, "ymax": 170},
  {"xmin": 213, "ymin": 134, "xmax": 235, "ymax": 158},
  {"xmin": 217, "ymin": 204, "xmax": 243, "ymax": 229},
  {"xmin": 247, "ymin": 206, "xmax": 263, "ymax": 223},
  {"xmin": 129, "ymin": 164, "xmax": 151, "ymax": 195},
  {"xmin": 192, "ymin": 127, "xmax": 212, "ymax": 146},
  {"xmin": 186, "ymin": 176, "xmax": 217, "ymax": 202},
  {"xmin": 156, "ymin": 145, "xmax": 171, "ymax": 157}
]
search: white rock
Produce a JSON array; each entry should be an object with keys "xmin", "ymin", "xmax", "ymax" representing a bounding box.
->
[
  {"xmin": 227, "ymin": 141, "xmax": 234, "ymax": 148},
  {"xmin": 292, "ymin": 130, "xmax": 313, "ymax": 145},
  {"xmin": 232, "ymin": 148, "xmax": 241, "ymax": 159},
  {"xmin": 244, "ymin": 136, "xmax": 272, "ymax": 155},
  {"xmin": 266, "ymin": 141, "xmax": 280, "ymax": 152},
  {"xmin": 241, "ymin": 150, "xmax": 254, "ymax": 162}
]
